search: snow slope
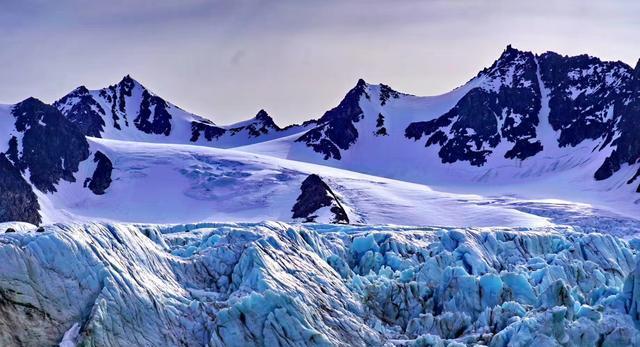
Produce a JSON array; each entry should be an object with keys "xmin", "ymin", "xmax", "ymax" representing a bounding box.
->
[
  {"xmin": 38, "ymin": 137, "xmax": 550, "ymax": 228},
  {"xmin": 48, "ymin": 48, "xmax": 640, "ymax": 221},
  {"xmin": 236, "ymin": 52, "xmax": 640, "ymax": 220},
  {"xmin": 1, "ymin": 222, "xmax": 639, "ymax": 346}
]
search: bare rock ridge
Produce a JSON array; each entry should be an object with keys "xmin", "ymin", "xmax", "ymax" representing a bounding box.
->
[{"xmin": 292, "ymin": 174, "xmax": 349, "ymax": 224}]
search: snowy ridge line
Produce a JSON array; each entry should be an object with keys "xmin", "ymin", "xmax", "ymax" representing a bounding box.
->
[{"xmin": 1, "ymin": 222, "xmax": 639, "ymax": 346}]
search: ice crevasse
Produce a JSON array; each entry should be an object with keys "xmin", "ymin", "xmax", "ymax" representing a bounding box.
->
[{"xmin": 0, "ymin": 222, "xmax": 640, "ymax": 346}]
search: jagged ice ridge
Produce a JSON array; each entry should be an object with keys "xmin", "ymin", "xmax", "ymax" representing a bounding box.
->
[{"xmin": 1, "ymin": 222, "xmax": 640, "ymax": 346}]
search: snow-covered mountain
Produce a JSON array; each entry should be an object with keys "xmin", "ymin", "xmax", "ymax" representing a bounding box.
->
[
  {"xmin": 0, "ymin": 91, "xmax": 577, "ymax": 228},
  {"xmin": 0, "ymin": 98, "xmax": 91, "ymax": 224},
  {"xmin": 54, "ymin": 75, "xmax": 314, "ymax": 147},
  {"xmin": 240, "ymin": 46, "xmax": 640, "ymax": 217},
  {"xmin": 51, "ymin": 48, "xmax": 640, "ymax": 214},
  {"xmin": 2, "ymin": 46, "xmax": 640, "ymax": 225},
  {"xmin": 4, "ymin": 46, "xmax": 640, "ymax": 347}
]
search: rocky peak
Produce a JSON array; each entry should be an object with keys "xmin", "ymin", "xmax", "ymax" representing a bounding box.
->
[
  {"xmin": 119, "ymin": 74, "xmax": 136, "ymax": 86},
  {"xmin": 477, "ymin": 45, "xmax": 535, "ymax": 79},
  {"xmin": 227, "ymin": 109, "xmax": 281, "ymax": 138},
  {"xmin": 296, "ymin": 79, "xmax": 369, "ymax": 160},
  {"xmin": 318, "ymin": 79, "xmax": 369, "ymax": 124},
  {"xmin": 116, "ymin": 74, "xmax": 141, "ymax": 97},
  {"xmin": 253, "ymin": 109, "xmax": 277, "ymax": 126},
  {"xmin": 501, "ymin": 44, "xmax": 524, "ymax": 59},
  {"xmin": 634, "ymin": 58, "xmax": 640, "ymax": 80},
  {"xmin": 70, "ymin": 85, "xmax": 90, "ymax": 96},
  {"xmin": 254, "ymin": 109, "xmax": 280, "ymax": 131}
]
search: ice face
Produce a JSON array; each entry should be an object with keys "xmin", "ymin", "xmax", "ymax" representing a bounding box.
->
[{"xmin": 0, "ymin": 222, "xmax": 639, "ymax": 346}]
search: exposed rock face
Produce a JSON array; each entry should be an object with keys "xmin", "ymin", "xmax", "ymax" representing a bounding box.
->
[
  {"xmin": 56, "ymin": 75, "xmax": 176, "ymax": 137},
  {"xmin": 374, "ymin": 113, "xmax": 388, "ymax": 136},
  {"xmin": 538, "ymin": 52, "xmax": 629, "ymax": 148},
  {"xmin": 296, "ymin": 79, "xmax": 369, "ymax": 160},
  {"xmin": 592, "ymin": 58, "xmax": 640, "ymax": 182},
  {"xmin": 55, "ymin": 77, "xmax": 304, "ymax": 148},
  {"xmin": 134, "ymin": 89, "xmax": 172, "ymax": 135},
  {"xmin": 102, "ymin": 74, "xmax": 135, "ymax": 130},
  {"xmin": 292, "ymin": 174, "xmax": 349, "ymax": 224},
  {"xmin": 379, "ymin": 83, "xmax": 400, "ymax": 106},
  {"xmin": 228, "ymin": 109, "xmax": 281, "ymax": 137},
  {"xmin": 10, "ymin": 98, "xmax": 90, "ymax": 193},
  {"xmin": 398, "ymin": 45, "xmax": 640, "ymax": 193},
  {"xmin": 190, "ymin": 119, "xmax": 226, "ymax": 142},
  {"xmin": 0, "ymin": 155, "xmax": 41, "ymax": 225},
  {"xmin": 85, "ymin": 151, "xmax": 113, "ymax": 195},
  {"xmin": 406, "ymin": 46, "xmax": 543, "ymax": 165},
  {"xmin": 401, "ymin": 46, "xmax": 640, "ymax": 188},
  {"xmin": 0, "ymin": 223, "xmax": 639, "ymax": 346},
  {"xmin": 53, "ymin": 86, "xmax": 106, "ymax": 137}
]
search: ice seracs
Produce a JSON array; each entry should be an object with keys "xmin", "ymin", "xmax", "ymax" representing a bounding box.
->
[{"xmin": 1, "ymin": 222, "xmax": 639, "ymax": 346}]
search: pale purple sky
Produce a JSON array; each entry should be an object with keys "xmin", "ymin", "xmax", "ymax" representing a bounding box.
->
[{"xmin": 1, "ymin": 0, "xmax": 639, "ymax": 125}]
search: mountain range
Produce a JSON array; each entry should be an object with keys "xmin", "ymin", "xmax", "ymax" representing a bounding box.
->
[{"xmin": 1, "ymin": 45, "xmax": 640, "ymax": 225}]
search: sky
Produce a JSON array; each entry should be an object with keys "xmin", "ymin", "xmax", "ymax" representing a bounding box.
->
[{"xmin": 1, "ymin": 0, "xmax": 639, "ymax": 125}]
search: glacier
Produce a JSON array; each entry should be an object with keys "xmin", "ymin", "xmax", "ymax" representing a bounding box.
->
[{"xmin": 1, "ymin": 222, "xmax": 640, "ymax": 346}]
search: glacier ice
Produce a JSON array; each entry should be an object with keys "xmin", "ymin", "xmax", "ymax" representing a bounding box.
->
[{"xmin": 0, "ymin": 222, "xmax": 639, "ymax": 346}]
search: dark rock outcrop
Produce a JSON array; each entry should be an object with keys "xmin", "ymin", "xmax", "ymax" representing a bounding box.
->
[
  {"xmin": 94, "ymin": 75, "xmax": 137, "ymax": 130},
  {"xmin": 374, "ymin": 113, "xmax": 388, "ymax": 136},
  {"xmin": 134, "ymin": 90, "xmax": 172, "ymax": 136},
  {"xmin": 292, "ymin": 174, "xmax": 349, "ymax": 224},
  {"xmin": 296, "ymin": 79, "xmax": 369, "ymax": 160},
  {"xmin": 190, "ymin": 120, "xmax": 226, "ymax": 142},
  {"xmin": 0, "ymin": 154, "xmax": 41, "ymax": 225},
  {"xmin": 379, "ymin": 84, "xmax": 400, "ymax": 106},
  {"xmin": 405, "ymin": 46, "xmax": 542, "ymax": 166},
  {"xmin": 228, "ymin": 110, "xmax": 282, "ymax": 137},
  {"xmin": 58, "ymin": 75, "xmax": 176, "ymax": 136},
  {"xmin": 403, "ymin": 45, "xmax": 640, "ymax": 185},
  {"xmin": 84, "ymin": 151, "xmax": 113, "ymax": 195},
  {"xmin": 11, "ymin": 98, "xmax": 90, "ymax": 193},
  {"xmin": 592, "ymin": 58, "xmax": 640, "ymax": 182},
  {"xmin": 53, "ymin": 86, "xmax": 106, "ymax": 137},
  {"xmin": 538, "ymin": 52, "xmax": 629, "ymax": 148}
]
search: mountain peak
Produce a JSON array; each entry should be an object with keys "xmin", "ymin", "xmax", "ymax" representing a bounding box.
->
[
  {"xmin": 356, "ymin": 78, "xmax": 368, "ymax": 87},
  {"xmin": 255, "ymin": 109, "xmax": 271, "ymax": 121},
  {"xmin": 19, "ymin": 96, "xmax": 46, "ymax": 106},
  {"xmin": 634, "ymin": 58, "xmax": 640, "ymax": 79},
  {"xmin": 71, "ymin": 85, "xmax": 90, "ymax": 95},
  {"xmin": 504, "ymin": 44, "xmax": 519, "ymax": 53},
  {"xmin": 497, "ymin": 44, "xmax": 529, "ymax": 61},
  {"xmin": 476, "ymin": 45, "xmax": 535, "ymax": 79},
  {"xmin": 120, "ymin": 74, "xmax": 134, "ymax": 83},
  {"xmin": 253, "ymin": 109, "xmax": 280, "ymax": 130},
  {"xmin": 117, "ymin": 74, "xmax": 143, "ymax": 90}
]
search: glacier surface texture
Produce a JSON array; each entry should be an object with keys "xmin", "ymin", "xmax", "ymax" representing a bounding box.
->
[{"xmin": 1, "ymin": 222, "xmax": 640, "ymax": 346}]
